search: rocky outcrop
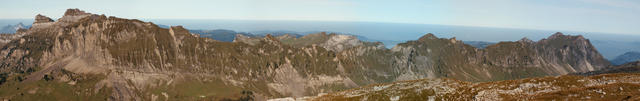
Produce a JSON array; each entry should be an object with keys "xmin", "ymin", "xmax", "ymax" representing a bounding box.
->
[
  {"xmin": 33, "ymin": 14, "xmax": 54, "ymax": 24},
  {"xmin": 57, "ymin": 8, "xmax": 93, "ymax": 23},
  {"xmin": 63, "ymin": 8, "xmax": 90, "ymax": 16}
]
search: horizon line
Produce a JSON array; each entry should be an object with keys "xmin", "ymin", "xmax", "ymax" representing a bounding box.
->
[{"xmin": 0, "ymin": 18, "xmax": 638, "ymax": 36}]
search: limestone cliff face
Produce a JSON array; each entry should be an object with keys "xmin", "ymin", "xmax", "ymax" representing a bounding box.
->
[
  {"xmin": 386, "ymin": 33, "xmax": 610, "ymax": 82},
  {"xmin": 531, "ymin": 32, "xmax": 609, "ymax": 74}
]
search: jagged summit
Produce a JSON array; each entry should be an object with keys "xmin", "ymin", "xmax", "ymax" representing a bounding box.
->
[
  {"xmin": 33, "ymin": 14, "xmax": 54, "ymax": 24},
  {"xmin": 169, "ymin": 25, "xmax": 187, "ymax": 30},
  {"xmin": 63, "ymin": 8, "xmax": 91, "ymax": 16},
  {"xmin": 418, "ymin": 33, "xmax": 437, "ymax": 41},
  {"xmin": 546, "ymin": 32, "xmax": 586, "ymax": 40},
  {"xmin": 549, "ymin": 32, "xmax": 564, "ymax": 38},
  {"xmin": 58, "ymin": 8, "xmax": 95, "ymax": 23},
  {"xmin": 517, "ymin": 37, "xmax": 534, "ymax": 43}
]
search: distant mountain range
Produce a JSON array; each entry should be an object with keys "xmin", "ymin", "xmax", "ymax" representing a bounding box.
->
[
  {"xmin": 145, "ymin": 19, "xmax": 640, "ymax": 59},
  {"xmin": 0, "ymin": 22, "xmax": 29, "ymax": 34},
  {"xmin": 1, "ymin": 19, "xmax": 639, "ymax": 59},
  {"xmin": 610, "ymin": 51, "xmax": 640, "ymax": 65}
]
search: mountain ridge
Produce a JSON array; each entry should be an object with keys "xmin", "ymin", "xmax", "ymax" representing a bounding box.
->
[{"xmin": 0, "ymin": 9, "xmax": 615, "ymax": 100}]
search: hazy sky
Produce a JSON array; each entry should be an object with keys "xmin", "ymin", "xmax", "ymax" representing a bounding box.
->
[{"xmin": 1, "ymin": 0, "xmax": 638, "ymax": 35}]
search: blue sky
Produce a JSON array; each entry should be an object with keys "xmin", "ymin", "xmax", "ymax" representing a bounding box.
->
[{"xmin": 0, "ymin": 0, "xmax": 638, "ymax": 35}]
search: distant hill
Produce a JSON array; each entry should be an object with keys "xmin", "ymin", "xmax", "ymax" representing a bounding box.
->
[
  {"xmin": 0, "ymin": 22, "xmax": 29, "ymax": 34},
  {"xmin": 590, "ymin": 40, "xmax": 640, "ymax": 59},
  {"xmin": 610, "ymin": 51, "xmax": 640, "ymax": 65},
  {"xmin": 190, "ymin": 29, "xmax": 303, "ymax": 42}
]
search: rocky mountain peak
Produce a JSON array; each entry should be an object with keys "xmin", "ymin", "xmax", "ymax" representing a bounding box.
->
[
  {"xmin": 322, "ymin": 34, "xmax": 363, "ymax": 52},
  {"xmin": 169, "ymin": 26, "xmax": 187, "ymax": 31},
  {"xmin": 275, "ymin": 34, "xmax": 296, "ymax": 40},
  {"xmin": 63, "ymin": 8, "xmax": 91, "ymax": 16},
  {"xmin": 263, "ymin": 34, "xmax": 280, "ymax": 41},
  {"xmin": 58, "ymin": 8, "xmax": 95, "ymax": 23},
  {"xmin": 264, "ymin": 34, "xmax": 275, "ymax": 40},
  {"xmin": 15, "ymin": 22, "xmax": 24, "ymax": 27},
  {"xmin": 517, "ymin": 37, "xmax": 534, "ymax": 43},
  {"xmin": 418, "ymin": 33, "xmax": 437, "ymax": 41},
  {"xmin": 548, "ymin": 32, "xmax": 565, "ymax": 39},
  {"xmin": 541, "ymin": 32, "xmax": 590, "ymax": 44},
  {"xmin": 546, "ymin": 32, "xmax": 586, "ymax": 40},
  {"xmin": 33, "ymin": 14, "xmax": 54, "ymax": 24},
  {"xmin": 262, "ymin": 34, "xmax": 283, "ymax": 45},
  {"xmin": 575, "ymin": 35, "xmax": 587, "ymax": 41},
  {"xmin": 169, "ymin": 26, "xmax": 190, "ymax": 37},
  {"xmin": 449, "ymin": 37, "xmax": 458, "ymax": 43}
]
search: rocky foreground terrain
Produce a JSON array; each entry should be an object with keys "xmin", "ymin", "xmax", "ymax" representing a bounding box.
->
[
  {"xmin": 311, "ymin": 73, "xmax": 640, "ymax": 101},
  {"xmin": 0, "ymin": 9, "xmax": 626, "ymax": 101}
]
